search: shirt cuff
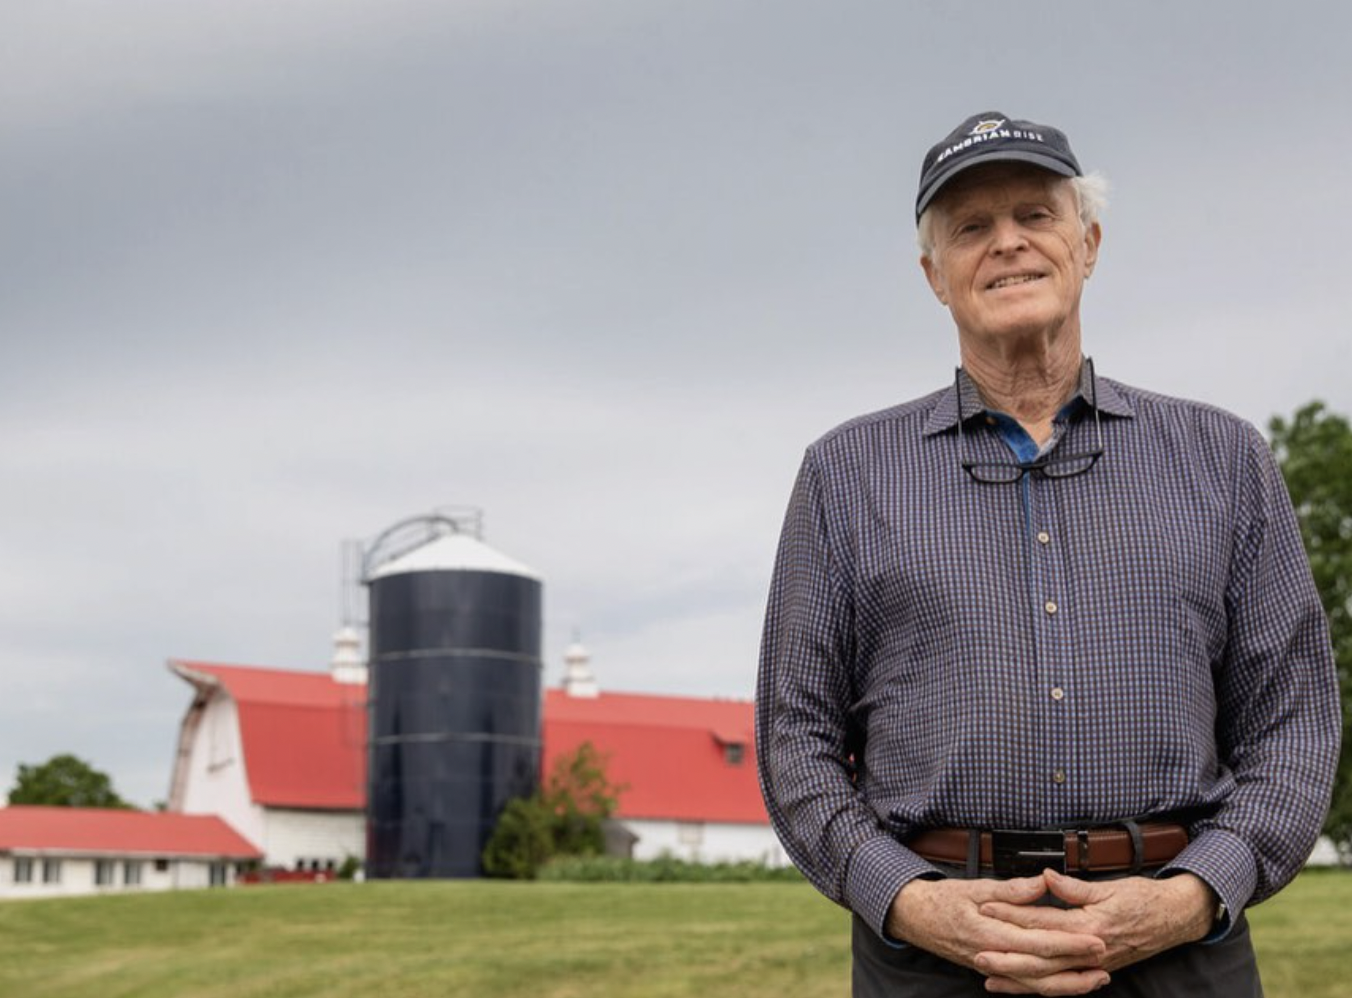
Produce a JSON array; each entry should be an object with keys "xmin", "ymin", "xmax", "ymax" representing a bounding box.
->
[
  {"xmin": 1157, "ymin": 827, "xmax": 1257, "ymax": 942},
  {"xmin": 843, "ymin": 834, "xmax": 944, "ymax": 944}
]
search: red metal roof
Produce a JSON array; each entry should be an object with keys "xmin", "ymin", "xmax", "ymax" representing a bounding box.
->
[
  {"xmin": 542, "ymin": 689, "xmax": 766, "ymax": 824},
  {"xmin": 170, "ymin": 661, "xmax": 767, "ymax": 825},
  {"xmin": 0, "ymin": 806, "xmax": 261, "ymax": 858},
  {"xmin": 171, "ymin": 661, "xmax": 367, "ymax": 810}
]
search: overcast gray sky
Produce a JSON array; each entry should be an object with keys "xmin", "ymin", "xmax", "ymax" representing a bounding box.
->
[{"xmin": 3, "ymin": 1, "xmax": 1349, "ymax": 808}]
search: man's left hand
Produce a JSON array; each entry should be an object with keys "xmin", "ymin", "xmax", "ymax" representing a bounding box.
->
[{"xmin": 973, "ymin": 870, "xmax": 1216, "ymax": 992}]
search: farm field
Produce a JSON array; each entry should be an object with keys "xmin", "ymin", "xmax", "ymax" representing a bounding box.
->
[{"xmin": 1, "ymin": 871, "xmax": 1348, "ymax": 997}]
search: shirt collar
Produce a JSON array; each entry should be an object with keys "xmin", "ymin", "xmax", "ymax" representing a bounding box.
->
[{"xmin": 922, "ymin": 358, "xmax": 1134, "ymax": 437}]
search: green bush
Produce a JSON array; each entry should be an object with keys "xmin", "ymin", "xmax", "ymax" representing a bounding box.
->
[
  {"xmin": 335, "ymin": 855, "xmax": 362, "ymax": 881},
  {"xmin": 482, "ymin": 742, "xmax": 622, "ymax": 879},
  {"xmin": 537, "ymin": 854, "xmax": 804, "ymax": 883},
  {"xmin": 482, "ymin": 797, "xmax": 555, "ymax": 879}
]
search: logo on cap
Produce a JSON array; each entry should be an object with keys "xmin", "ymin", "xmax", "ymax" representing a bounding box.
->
[{"xmin": 970, "ymin": 119, "xmax": 1007, "ymax": 136}]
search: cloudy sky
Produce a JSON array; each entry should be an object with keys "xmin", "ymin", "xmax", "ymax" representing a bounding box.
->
[{"xmin": 3, "ymin": 1, "xmax": 1349, "ymax": 808}]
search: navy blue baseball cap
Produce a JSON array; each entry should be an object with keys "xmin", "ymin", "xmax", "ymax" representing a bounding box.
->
[{"xmin": 916, "ymin": 111, "xmax": 1082, "ymax": 222}]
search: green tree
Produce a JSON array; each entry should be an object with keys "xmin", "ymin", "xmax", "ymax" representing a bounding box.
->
[
  {"xmin": 8, "ymin": 753, "xmax": 135, "ymax": 809},
  {"xmin": 1270, "ymin": 401, "xmax": 1352, "ymax": 856},
  {"xmin": 482, "ymin": 742, "xmax": 623, "ymax": 879},
  {"xmin": 481, "ymin": 796, "xmax": 555, "ymax": 880}
]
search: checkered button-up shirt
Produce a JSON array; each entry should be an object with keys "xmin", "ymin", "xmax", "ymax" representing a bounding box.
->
[{"xmin": 755, "ymin": 369, "xmax": 1340, "ymax": 940}]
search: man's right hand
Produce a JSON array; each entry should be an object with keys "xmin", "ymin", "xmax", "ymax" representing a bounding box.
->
[{"xmin": 886, "ymin": 877, "xmax": 1111, "ymax": 996}]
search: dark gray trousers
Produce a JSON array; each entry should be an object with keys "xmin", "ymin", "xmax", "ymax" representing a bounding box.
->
[{"xmin": 852, "ymin": 911, "xmax": 1262, "ymax": 998}]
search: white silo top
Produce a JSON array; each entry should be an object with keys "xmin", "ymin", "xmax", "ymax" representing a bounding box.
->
[{"xmin": 367, "ymin": 532, "xmax": 542, "ymax": 581}]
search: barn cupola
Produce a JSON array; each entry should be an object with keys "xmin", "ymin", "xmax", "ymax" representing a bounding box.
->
[
  {"xmin": 561, "ymin": 639, "xmax": 599, "ymax": 698},
  {"xmin": 330, "ymin": 626, "xmax": 367, "ymax": 685}
]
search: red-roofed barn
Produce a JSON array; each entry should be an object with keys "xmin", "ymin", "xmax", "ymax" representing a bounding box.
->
[
  {"xmin": 3, "ymin": 519, "xmax": 784, "ymax": 887},
  {"xmin": 167, "ymin": 659, "xmax": 368, "ymax": 876},
  {"xmin": 164, "ymin": 640, "xmax": 783, "ymax": 874}
]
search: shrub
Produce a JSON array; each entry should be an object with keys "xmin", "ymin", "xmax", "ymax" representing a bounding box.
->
[
  {"xmin": 336, "ymin": 855, "xmax": 362, "ymax": 881},
  {"xmin": 537, "ymin": 854, "xmax": 804, "ymax": 883},
  {"xmin": 482, "ymin": 797, "xmax": 556, "ymax": 880},
  {"xmin": 482, "ymin": 742, "xmax": 622, "ymax": 879}
]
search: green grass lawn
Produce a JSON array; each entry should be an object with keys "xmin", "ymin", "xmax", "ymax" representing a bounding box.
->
[{"xmin": 1, "ymin": 871, "xmax": 1348, "ymax": 997}]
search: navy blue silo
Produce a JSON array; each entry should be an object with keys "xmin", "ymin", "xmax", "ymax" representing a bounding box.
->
[{"xmin": 364, "ymin": 519, "xmax": 542, "ymax": 878}]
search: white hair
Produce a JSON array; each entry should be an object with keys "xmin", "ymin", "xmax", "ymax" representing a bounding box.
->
[{"xmin": 916, "ymin": 170, "xmax": 1110, "ymax": 258}]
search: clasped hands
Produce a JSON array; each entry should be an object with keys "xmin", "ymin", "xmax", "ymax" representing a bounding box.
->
[{"xmin": 885, "ymin": 869, "xmax": 1216, "ymax": 996}]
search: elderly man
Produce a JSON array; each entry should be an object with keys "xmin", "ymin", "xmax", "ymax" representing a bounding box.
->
[{"xmin": 755, "ymin": 111, "xmax": 1340, "ymax": 997}]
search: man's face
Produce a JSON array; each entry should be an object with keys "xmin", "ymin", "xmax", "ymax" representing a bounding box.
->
[{"xmin": 920, "ymin": 163, "xmax": 1101, "ymax": 350}]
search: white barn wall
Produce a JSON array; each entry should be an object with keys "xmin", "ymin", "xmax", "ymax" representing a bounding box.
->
[
  {"xmin": 0, "ymin": 854, "xmax": 236, "ymax": 899},
  {"xmin": 167, "ymin": 859, "xmax": 224, "ymax": 890},
  {"xmin": 0, "ymin": 856, "xmax": 100, "ymax": 898},
  {"xmin": 262, "ymin": 809, "xmax": 364, "ymax": 870},
  {"xmin": 177, "ymin": 695, "xmax": 265, "ymax": 849},
  {"xmin": 624, "ymin": 819, "xmax": 788, "ymax": 866}
]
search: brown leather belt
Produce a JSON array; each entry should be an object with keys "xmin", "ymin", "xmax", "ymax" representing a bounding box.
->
[{"xmin": 908, "ymin": 823, "xmax": 1188, "ymax": 877}]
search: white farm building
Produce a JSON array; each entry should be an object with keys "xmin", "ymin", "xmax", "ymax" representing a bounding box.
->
[{"xmin": 0, "ymin": 806, "xmax": 259, "ymax": 900}]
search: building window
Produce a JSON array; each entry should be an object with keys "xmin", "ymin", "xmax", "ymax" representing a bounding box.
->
[
  {"xmin": 124, "ymin": 861, "xmax": 143, "ymax": 886},
  {"xmin": 94, "ymin": 860, "xmax": 116, "ymax": 886},
  {"xmin": 209, "ymin": 863, "xmax": 228, "ymax": 887},
  {"xmin": 42, "ymin": 859, "xmax": 62, "ymax": 884},
  {"xmin": 724, "ymin": 743, "xmax": 745, "ymax": 766},
  {"xmin": 154, "ymin": 858, "xmax": 169, "ymax": 873},
  {"xmin": 13, "ymin": 857, "xmax": 34, "ymax": 884},
  {"xmin": 676, "ymin": 822, "xmax": 705, "ymax": 846}
]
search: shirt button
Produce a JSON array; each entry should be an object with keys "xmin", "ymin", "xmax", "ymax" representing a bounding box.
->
[
  {"xmin": 1037, "ymin": 531, "xmax": 1051, "ymax": 545},
  {"xmin": 1050, "ymin": 687, "xmax": 1065, "ymax": 701},
  {"xmin": 1044, "ymin": 600, "xmax": 1058, "ymax": 615},
  {"xmin": 1053, "ymin": 769, "xmax": 1067, "ymax": 784}
]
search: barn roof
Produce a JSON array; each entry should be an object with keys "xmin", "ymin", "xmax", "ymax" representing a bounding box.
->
[
  {"xmin": 542, "ymin": 689, "xmax": 764, "ymax": 823},
  {"xmin": 0, "ymin": 806, "xmax": 261, "ymax": 858},
  {"xmin": 168, "ymin": 661, "xmax": 767, "ymax": 825},
  {"xmin": 170, "ymin": 661, "xmax": 367, "ymax": 810}
]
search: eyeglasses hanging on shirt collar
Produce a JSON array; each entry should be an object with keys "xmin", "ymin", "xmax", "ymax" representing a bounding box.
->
[{"xmin": 956, "ymin": 357, "xmax": 1105, "ymax": 485}]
